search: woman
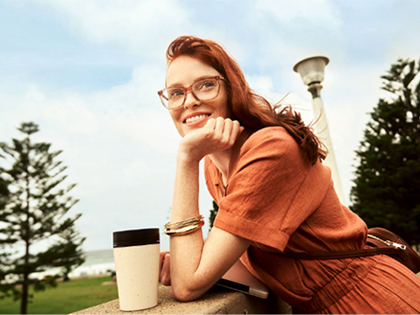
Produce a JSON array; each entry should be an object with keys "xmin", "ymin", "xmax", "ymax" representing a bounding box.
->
[{"xmin": 158, "ymin": 35, "xmax": 420, "ymax": 314}]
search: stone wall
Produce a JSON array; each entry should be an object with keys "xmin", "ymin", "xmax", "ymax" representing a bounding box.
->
[{"xmin": 72, "ymin": 286, "xmax": 292, "ymax": 314}]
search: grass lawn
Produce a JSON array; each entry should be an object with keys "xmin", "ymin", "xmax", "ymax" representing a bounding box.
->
[{"xmin": 0, "ymin": 276, "xmax": 118, "ymax": 314}]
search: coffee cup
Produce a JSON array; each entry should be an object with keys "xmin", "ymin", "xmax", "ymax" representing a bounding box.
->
[{"xmin": 113, "ymin": 228, "xmax": 160, "ymax": 311}]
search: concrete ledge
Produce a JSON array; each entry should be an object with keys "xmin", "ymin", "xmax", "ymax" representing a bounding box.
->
[{"xmin": 72, "ymin": 286, "xmax": 291, "ymax": 314}]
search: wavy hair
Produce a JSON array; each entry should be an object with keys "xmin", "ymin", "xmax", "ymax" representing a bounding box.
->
[{"xmin": 165, "ymin": 36, "xmax": 326, "ymax": 164}]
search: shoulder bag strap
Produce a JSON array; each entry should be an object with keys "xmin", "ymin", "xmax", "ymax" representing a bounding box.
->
[{"xmin": 279, "ymin": 247, "xmax": 399, "ymax": 260}]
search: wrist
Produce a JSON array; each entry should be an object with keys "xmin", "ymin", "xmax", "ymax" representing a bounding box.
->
[
  {"xmin": 177, "ymin": 143, "xmax": 202, "ymax": 165},
  {"xmin": 176, "ymin": 152, "xmax": 201, "ymax": 169}
]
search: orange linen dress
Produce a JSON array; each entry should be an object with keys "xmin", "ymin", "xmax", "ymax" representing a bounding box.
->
[{"xmin": 204, "ymin": 127, "xmax": 420, "ymax": 314}]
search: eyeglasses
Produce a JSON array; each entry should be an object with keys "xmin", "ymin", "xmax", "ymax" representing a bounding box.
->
[{"xmin": 158, "ymin": 76, "xmax": 225, "ymax": 110}]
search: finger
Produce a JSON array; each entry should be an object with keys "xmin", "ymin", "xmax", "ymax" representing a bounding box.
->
[
  {"xmin": 230, "ymin": 120, "xmax": 243, "ymax": 142},
  {"xmin": 221, "ymin": 119, "xmax": 234, "ymax": 144},
  {"xmin": 160, "ymin": 253, "xmax": 171, "ymax": 286},
  {"xmin": 221, "ymin": 119, "xmax": 243, "ymax": 147},
  {"xmin": 213, "ymin": 116, "xmax": 226, "ymax": 137},
  {"xmin": 203, "ymin": 118, "xmax": 216, "ymax": 131},
  {"xmin": 223, "ymin": 121, "xmax": 242, "ymax": 148},
  {"xmin": 159, "ymin": 251, "xmax": 169, "ymax": 273}
]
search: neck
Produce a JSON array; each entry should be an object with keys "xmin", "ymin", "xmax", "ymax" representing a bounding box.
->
[
  {"xmin": 208, "ymin": 150, "xmax": 231, "ymax": 186},
  {"xmin": 209, "ymin": 129, "xmax": 251, "ymax": 186}
]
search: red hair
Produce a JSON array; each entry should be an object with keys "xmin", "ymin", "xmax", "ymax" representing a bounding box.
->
[{"xmin": 166, "ymin": 36, "xmax": 326, "ymax": 164}]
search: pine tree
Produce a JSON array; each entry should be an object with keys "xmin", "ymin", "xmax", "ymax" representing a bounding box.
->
[
  {"xmin": 350, "ymin": 59, "xmax": 420, "ymax": 246},
  {"xmin": 209, "ymin": 200, "xmax": 219, "ymax": 233},
  {"xmin": 0, "ymin": 122, "xmax": 85, "ymax": 314},
  {"xmin": 0, "ymin": 175, "xmax": 17, "ymax": 298}
]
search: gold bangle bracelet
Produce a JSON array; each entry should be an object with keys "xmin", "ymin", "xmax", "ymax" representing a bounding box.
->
[
  {"xmin": 164, "ymin": 215, "xmax": 204, "ymax": 229},
  {"xmin": 164, "ymin": 221, "xmax": 205, "ymax": 236}
]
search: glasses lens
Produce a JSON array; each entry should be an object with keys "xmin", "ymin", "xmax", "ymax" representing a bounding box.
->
[
  {"xmin": 163, "ymin": 87, "xmax": 185, "ymax": 109},
  {"xmin": 192, "ymin": 78, "xmax": 219, "ymax": 101}
]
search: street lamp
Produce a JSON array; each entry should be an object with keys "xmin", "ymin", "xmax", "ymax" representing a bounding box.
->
[{"xmin": 293, "ymin": 56, "xmax": 346, "ymax": 204}]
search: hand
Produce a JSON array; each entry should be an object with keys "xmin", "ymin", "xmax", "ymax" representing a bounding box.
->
[
  {"xmin": 159, "ymin": 251, "xmax": 171, "ymax": 286},
  {"xmin": 178, "ymin": 117, "xmax": 244, "ymax": 163}
]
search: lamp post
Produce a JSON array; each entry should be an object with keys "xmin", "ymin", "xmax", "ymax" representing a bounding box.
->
[{"xmin": 293, "ymin": 56, "xmax": 346, "ymax": 204}]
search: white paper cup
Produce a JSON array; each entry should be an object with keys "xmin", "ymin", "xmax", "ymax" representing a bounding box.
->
[{"xmin": 113, "ymin": 228, "xmax": 160, "ymax": 311}]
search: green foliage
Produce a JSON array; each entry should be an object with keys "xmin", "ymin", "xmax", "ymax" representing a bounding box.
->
[
  {"xmin": 0, "ymin": 122, "xmax": 85, "ymax": 314},
  {"xmin": 0, "ymin": 176, "xmax": 8, "ymax": 210},
  {"xmin": 0, "ymin": 276, "xmax": 117, "ymax": 314},
  {"xmin": 209, "ymin": 200, "xmax": 219, "ymax": 232},
  {"xmin": 350, "ymin": 59, "xmax": 420, "ymax": 245},
  {"xmin": 0, "ymin": 176, "xmax": 14, "ymax": 298}
]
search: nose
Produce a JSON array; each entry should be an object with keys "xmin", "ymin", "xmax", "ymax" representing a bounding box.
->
[{"xmin": 183, "ymin": 90, "xmax": 201, "ymax": 109}]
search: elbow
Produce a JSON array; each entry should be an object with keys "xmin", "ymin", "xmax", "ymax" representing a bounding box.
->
[{"xmin": 171, "ymin": 283, "xmax": 204, "ymax": 302}]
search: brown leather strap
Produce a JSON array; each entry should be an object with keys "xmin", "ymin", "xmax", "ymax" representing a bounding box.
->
[{"xmin": 279, "ymin": 247, "xmax": 400, "ymax": 260}]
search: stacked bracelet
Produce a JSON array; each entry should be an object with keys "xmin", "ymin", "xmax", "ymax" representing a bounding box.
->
[{"xmin": 164, "ymin": 215, "xmax": 205, "ymax": 236}]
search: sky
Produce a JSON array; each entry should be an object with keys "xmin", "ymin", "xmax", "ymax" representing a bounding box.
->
[{"xmin": 1, "ymin": 0, "xmax": 419, "ymax": 252}]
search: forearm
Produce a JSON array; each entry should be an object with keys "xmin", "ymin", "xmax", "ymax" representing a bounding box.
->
[
  {"xmin": 169, "ymin": 153, "xmax": 209, "ymax": 300},
  {"xmin": 167, "ymin": 118, "xmax": 247, "ymax": 300}
]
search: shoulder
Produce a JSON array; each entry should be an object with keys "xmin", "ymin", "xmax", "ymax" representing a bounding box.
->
[
  {"xmin": 247, "ymin": 126, "xmax": 292, "ymax": 141},
  {"xmin": 244, "ymin": 127, "xmax": 298, "ymax": 150},
  {"xmin": 239, "ymin": 126, "xmax": 303, "ymax": 164}
]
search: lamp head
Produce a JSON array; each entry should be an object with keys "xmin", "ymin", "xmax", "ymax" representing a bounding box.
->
[{"xmin": 293, "ymin": 56, "xmax": 329, "ymax": 86}]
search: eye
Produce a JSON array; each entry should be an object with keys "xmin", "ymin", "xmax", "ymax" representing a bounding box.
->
[
  {"xmin": 168, "ymin": 88, "xmax": 185, "ymax": 99},
  {"xmin": 196, "ymin": 79, "xmax": 216, "ymax": 91}
]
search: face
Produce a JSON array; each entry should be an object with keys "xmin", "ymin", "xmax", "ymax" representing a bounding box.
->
[{"xmin": 165, "ymin": 55, "xmax": 230, "ymax": 137}]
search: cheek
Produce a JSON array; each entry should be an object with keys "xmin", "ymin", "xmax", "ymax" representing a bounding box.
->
[
  {"xmin": 218, "ymin": 88, "xmax": 231, "ymax": 117},
  {"xmin": 169, "ymin": 110, "xmax": 182, "ymax": 123},
  {"xmin": 220, "ymin": 96, "xmax": 231, "ymax": 118},
  {"xmin": 169, "ymin": 112, "xmax": 177, "ymax": 122}
]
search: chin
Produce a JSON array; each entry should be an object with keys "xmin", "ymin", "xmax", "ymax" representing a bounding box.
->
[
  {"xmin": 180, "ymin": 128, "xmax": 194, "ymax": 137},
  {"xmin": 176, "ymin": 126, "xmax": 191, "ymax": 138}
]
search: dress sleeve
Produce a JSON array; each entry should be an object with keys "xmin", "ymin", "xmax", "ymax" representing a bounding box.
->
[{"xmin": 207, "ymin": 127, "xmax": 332, "ymax": 251}]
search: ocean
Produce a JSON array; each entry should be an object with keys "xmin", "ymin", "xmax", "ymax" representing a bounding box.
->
[
  {"xmin": 31, "ymin": 249, "xmax": 115, "ymax": 280},
  {"xmin": 70, "ymin": 249, "xmax": 115, "ymax": 278}
]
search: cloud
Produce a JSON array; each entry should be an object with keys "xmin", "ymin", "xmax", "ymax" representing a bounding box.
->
[
  {"xmin": 250, "ymin": 0, "xmax": 345, "ymax": 65},
  {"xmin": 255, "ymin": 0, "xmax": 341, "ymax": 25},
  {"xmin": 0, "ymin": 60, "xmax": 181, "ymax": 250},
  {"xmin": 31, "ymin": 0, "xmax": 192, "ymax": 56},
  {"xmin": 43, "ymin": 96, "xmax": 99, "ymax": 135}
]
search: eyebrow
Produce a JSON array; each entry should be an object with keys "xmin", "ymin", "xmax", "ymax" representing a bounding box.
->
[{"xmin": 166, "ymin": 75, "xmax": 218, "ymax": 89}]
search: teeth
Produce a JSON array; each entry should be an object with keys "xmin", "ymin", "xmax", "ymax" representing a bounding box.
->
[{"xmin": 185, "ymin": 114, "xmax": 209, "ymax": 123}]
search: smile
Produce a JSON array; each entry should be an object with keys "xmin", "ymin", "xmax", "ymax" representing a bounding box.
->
[{"xmin": 184, "ymin": 114, "xmax": 210, "ymax": 124}]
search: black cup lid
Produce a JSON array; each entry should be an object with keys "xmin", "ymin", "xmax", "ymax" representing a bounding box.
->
[{"xmin": 113, "ymin": 228, "xmax": 160, "ymax": 248}]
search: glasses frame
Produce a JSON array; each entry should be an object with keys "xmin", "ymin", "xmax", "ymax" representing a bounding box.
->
[{"xmin": 158, "ymin": 75, "xmax": 225, "ymax": 110}]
